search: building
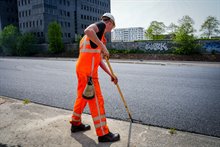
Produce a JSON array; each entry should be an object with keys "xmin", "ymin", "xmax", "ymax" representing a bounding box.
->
[
  {"xmin": 17, "ymin": 0, "xmax": 110, "ymax": 43},
  {"xmin": 0, "ymin": 0, "xmax": 18, "ymax": 31},
  {"xmin": 111, "ymin": 27, "xmax": 144, "ymax": 42}
]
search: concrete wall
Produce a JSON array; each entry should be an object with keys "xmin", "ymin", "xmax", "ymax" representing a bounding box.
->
[
  {"xmin": 107, "ymin": 40, "xmax": 220, "ymax": 53},
  {"xmin": 32, "ymin": 40, "xmax": 220, "ymax": 55}
]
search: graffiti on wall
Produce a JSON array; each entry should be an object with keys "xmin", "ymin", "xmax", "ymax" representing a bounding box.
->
[
  {"xmin": 203, "ymin": 42, "xmax": 220, "ymax": 52},
  {"xmin": 145, "ymin": 42, "xmax": 168, "ymax": 51}
]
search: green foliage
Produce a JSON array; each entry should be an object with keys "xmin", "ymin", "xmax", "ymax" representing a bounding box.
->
[
  {"xmin": 167, "ymin": 23, "xmax": 178, "ymax": 39},
  {"xmin": 200, "ymin": 16, "xmax": 220, "ymax": 39},
  {"xmin": 173, "ymin": 27, "xmax": 201, "ymax": 55},
  {"xmin": 17, "ymin": 33, "xmax": 37, "ymax": 56},
  {"xmin": 109, "ymin": 49, "xmax": 145, "ymax": 54},
  {"xmin": 178, "ymin": 15, "xmax": 196, "ymax": 34},
  {"xmin": 23, "ymin": 98, "xmax": 30, "ymax": 104},
  {"xmin": 169, "ymin": 128, "xmax": 177, "ymax": 135},
  {"xmin": 172, "ymin": 15, "xmax": 201, "ymax": 55},
  {"xmin": 145, "ymin": 21, "xmax": 166, "ymax": 40},
  {"xmin": 48, "ymin": 22, "xmax": 64, "ymax": 54},
  {"xmin": 0, "ymin": 25, "xmax": 19, "ymax": 55}
]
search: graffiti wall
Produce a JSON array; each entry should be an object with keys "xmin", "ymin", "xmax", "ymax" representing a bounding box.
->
[
  {"xmin": 108, "ymin": 40, "xmax": 220, "ymax": 53},
  {"xmin": 201, "ymin": 41, "xmax": 220, "ymax": 52},
  {"xmin": 145, "ymin": 42, "xmax": 168, "ymax": 51}
]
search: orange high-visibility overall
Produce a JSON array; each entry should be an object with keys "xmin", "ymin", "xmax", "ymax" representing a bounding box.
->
[{"xmin": 70, "ymin": 35, "xmax": 109, "ymax": 136}]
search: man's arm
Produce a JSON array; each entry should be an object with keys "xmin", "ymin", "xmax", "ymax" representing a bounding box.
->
[
  {"xmin": 84, "ymin": 24, "xmax": 109, "ymax": 58},
  {"xmin": 99, "ymin": 58, "xmax": 118, "ymax": 84}
]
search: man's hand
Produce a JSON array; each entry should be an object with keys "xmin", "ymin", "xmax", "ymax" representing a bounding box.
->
[{"xmin": 111, "ymin": 75, "xmax": 118, "ymax": 85}]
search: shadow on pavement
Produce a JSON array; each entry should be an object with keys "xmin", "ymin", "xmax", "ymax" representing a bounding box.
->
[{"xmin": 71, "ymin": 132, "xmax": 113, "ymax": 147}]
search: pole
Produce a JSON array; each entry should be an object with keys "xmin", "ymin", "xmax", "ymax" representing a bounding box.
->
[{"xmin": 105, "ymin": 57, "xmax": 133, "ymax": 122}]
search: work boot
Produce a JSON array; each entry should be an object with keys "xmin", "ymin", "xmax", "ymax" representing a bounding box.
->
[
  {"xmin": 98, "ymin": 132, "xmax": 120, "ymax": 142},
  {"xmin": 71, "ymin": 123, "xmax": 91, "ymax": 133}
]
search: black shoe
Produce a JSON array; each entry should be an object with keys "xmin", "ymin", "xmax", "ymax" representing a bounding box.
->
[
  {"xmin": 71, "ymin": 123, "xmax": 91, "ymax": 133},
  {"xmin": 98, "ymin": 132, "xmax": 120, "ymax": 142}
]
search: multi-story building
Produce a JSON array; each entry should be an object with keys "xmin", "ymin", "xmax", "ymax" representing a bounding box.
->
[
  {"xmin": 17, "ymin": 0, "xmax": 110, "ymax": 43},
  {"xmin": 0, "ymin": 0, "xmax": 18, "ymax": 31},
  {"xmin": 112, "ymin": 27, "xmax": 144, "ymax": 42}
]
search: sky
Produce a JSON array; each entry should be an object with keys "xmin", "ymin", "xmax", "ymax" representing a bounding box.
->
[{"xmin": 111, "ymin": 0, "xmax": 220, "ymax": 36}]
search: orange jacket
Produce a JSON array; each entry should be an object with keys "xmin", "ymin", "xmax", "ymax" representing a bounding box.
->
[{"xmin": 76, "ymin": 35, "xmax": 107, "ymax": 78}]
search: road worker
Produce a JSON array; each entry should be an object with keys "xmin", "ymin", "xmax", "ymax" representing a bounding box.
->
[{"xmin": 70, "ymin": 13, "xmax": 120, "ymax": 142}]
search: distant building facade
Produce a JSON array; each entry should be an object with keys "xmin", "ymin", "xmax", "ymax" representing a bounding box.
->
[
  {"xmin": 0, "ymin": 0, "xmax": 18, "ymax": 31},
  {"xmin": 17, "ymin": 0, "xmax": 110, "ymax": 43},
  {"xmin": 111, "ymin": 27, "xmax": 144, "ymax": 42}
]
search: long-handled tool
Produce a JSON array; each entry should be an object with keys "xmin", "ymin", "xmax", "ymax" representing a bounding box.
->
[{"xmin": 105, "ymin": 57, "xmax": 133, "ymax": 123}]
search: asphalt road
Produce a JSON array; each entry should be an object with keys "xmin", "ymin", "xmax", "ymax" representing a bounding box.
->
[{"xmin": 0, "ymin": 58, "xmax": 220, "ymax": 137}]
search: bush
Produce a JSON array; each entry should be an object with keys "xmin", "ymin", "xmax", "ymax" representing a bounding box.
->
[
  {"xmin": 17, "ymin": 33, "xmax": 37, "ymax": 56},
  {"xmin": 173, "ymin": 28, "xmax": 201, "ymax": 55},
  {"xmin": 109, "ymin": 49, "xmax": 145, "ymax": 54},
  {"xmin": 0, "ymin": 25, "xmax": 19, "ymax": 55},
  {"xmin": 48, "ymin": 22, "xmax": 64, "ymax": 54}
]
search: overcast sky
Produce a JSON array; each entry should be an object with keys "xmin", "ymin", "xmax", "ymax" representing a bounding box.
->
[{"xmin": 111, "ymin": 0, "xmax": 220, "ymax": 35}]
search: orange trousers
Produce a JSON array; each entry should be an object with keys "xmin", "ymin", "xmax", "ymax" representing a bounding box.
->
[{"xmin": 70, "ymin": 71, "xmax": 109, "ymax": 136}]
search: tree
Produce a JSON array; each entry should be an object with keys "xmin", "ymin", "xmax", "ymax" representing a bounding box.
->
[
  {"xmin": 145, "ymin": 21, "xmax": 166, "ymax": 40},
  {"xmin": 200, "ymin": 16, "xmax": 220, "ymax": 39},
  {"xmin": 0, "ymin": 25, "xmax": 19, "ymax": 55},
  {"xmin": 173, "ymin": 27, "xmax": 200, "ymax": 55},
  {"xmin": 167, "ymin": 23, "xmax": 178, "ymax": 39},
  {"xmin": 172, "ymin": 15, "xmax": 201, "ymax": 55},
  {"xmin": 178, "ymin": 15, "xmax": 196, "ymax": 34},
  {"xmin": 17, "ymin": 33, "xmax": 37, "ymax": 56},
  {"xmin": 48, "ymin": 21, "xmax": 64, "ymax": 54}
]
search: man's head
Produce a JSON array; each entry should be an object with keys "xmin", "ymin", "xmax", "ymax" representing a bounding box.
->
[{"xmin": 101, "ymin": 13, "xmax": 115, "ymax": 32}]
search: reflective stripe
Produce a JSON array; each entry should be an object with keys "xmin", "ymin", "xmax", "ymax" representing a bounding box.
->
[
  {"xmin": 84, "ymin": 40, "xmax": 90, "ymax": 45},
  {"xmin": 95, "ymin": 121, "xmax": 106, "ymax": 129},
  {"xmin": 80, "ymin": 48, "xmax": 101, "ymax": 53},
  {"xmin": 73, "ymin": 112, "xmax": 81, "ymax": 117},
  {"xmin": 80, "ymin": 36, "xmax": 101, "ymax": 53},
  {"xmin": 95, "ymin": 95, "xmax": 105, "ymax": 135},
  {"xmin": 91, "ymin": 56, "xmax": 95, "ymax": 76},
  {"xmin": 93, "ymin": 115, "xmax": 106, "ymax": 122}
]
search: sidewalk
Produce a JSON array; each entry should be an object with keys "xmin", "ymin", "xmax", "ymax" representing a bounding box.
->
[{"xmin": 0, "ymin": 96, "xmax": 219, "ymax": 147}]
